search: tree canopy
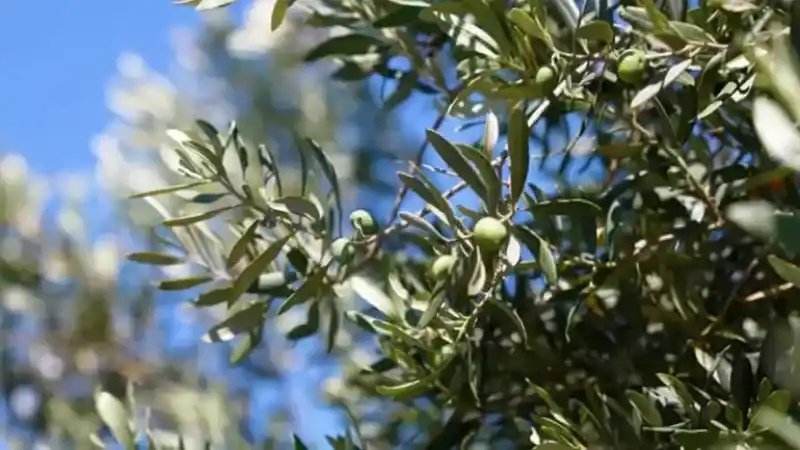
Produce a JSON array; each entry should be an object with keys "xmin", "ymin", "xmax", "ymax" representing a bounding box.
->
[{"xmin": 9, "ymin": 0, "xmax": 800, "ymax": 448}]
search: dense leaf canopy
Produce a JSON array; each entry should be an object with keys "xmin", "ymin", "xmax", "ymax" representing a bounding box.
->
[{"xmin": 12, "ymin": 0, "xmax": 800, "ymax": 448}]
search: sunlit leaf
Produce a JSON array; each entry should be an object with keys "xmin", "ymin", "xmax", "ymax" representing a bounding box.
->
[
  {"xmin": 95, "ymin": 391, "xmax": 134, "ymax": 448},
  {"xmin": 162, "ymin": 205, "xmax": 238, "ymax": 227},
  {"xmin": 202, "ymin": 301, "xmax": 267, "ymax": 343},
  {"xmin": 232, "ymin": 234, "xmax": 294, "ymax": 299}
]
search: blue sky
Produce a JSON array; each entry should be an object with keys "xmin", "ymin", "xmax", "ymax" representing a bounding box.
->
[{"xmin": 0, "ymin": 1, "xmax": 199, "ymax": 175}]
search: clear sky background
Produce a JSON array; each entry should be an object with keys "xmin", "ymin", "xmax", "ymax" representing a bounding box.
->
[{"xmin": 0, "ymin": 2, "xmax": 202, "ymax": 176}]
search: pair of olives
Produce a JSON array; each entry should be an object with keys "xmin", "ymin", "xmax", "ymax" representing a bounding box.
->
[
  {"xmin": 331, "ymin": 209, "xmax": 378, "ymax": 262},
  {"xmin": 534, "ymin": 49, "xmax": 646, "ymax": 90},
  {"xmin": 430, "ymin": 217, "xmax": 509, "ymax": 280}
]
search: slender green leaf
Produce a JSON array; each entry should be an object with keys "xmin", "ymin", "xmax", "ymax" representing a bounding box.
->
[
  {"xmin": 232, "ymin": 234, "xmax": 294, "ymax": 299},
  {"xmin": 767, "ymin": 255, "xmax": 800, "ymax": 288},
  {"xmin": 158, "ymin": 276, "xmax": 213, "ymax": 291},
  {"xmin": 278, "ymin": 270, "xmax": 326, "ymax": 315},
  {"xmin": 418, "ymin": 286, "xmax": 446, "ymax": 328},
  {"xmin": 128, "ymin": 180, "xmax": 214, "ymax": 199},
  {"xmin": 226, "ymin": 220, "xmax": 260, "ymax": 269},
  {"xmin": 304, "ymin": 35, "xmax": 386, "ymax": 62},
  {"xmin": 271, "ymin": 0, "xmax": 292, "ymax": 31},
  {"xmin": 126, "ymin": 252, "xmax": 183, "ymax": 266},
  {"xmin": 507, "ymin": 101, "xmax": 530, "ymax": 208},
  {"xmin": 95, "ymin": 391, "xmax": 134, "ymax": 449},
  {"xmin": 626, "ymin": 390, "xmax": 663, "ymax": 427},
  {"xmin": 202, "ymin": 301, "xmax": 267, "ymax": 343},
  {"xmin": 538, "ymin": 238, "xmax": 558, "ymax": 285},
  {"xmin": 427, "ymin": 129, "xmax": 487, "ymax": 201},
  {"xmin": 528, "ymin": 199, "xmax": 602, "ymax": 216},
  {"xmin": 162, "ymin": 205, "xmax": 238, "ymax": 227}
]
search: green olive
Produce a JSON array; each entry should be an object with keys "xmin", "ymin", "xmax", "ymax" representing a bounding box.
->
[
  {"xmin": 617, "ymin": 50, "xmax": 647, "ymax": 85},
  {"xmin": 534, "ymin": 65, "xmax": 558, "ymax": 94},
  {"xmin": 430, "ymin": 255, "xmax": 457, "ymax": 281},
  {"xmin": 331, "ymin": 237, "xmax": 355, "ymax": 263},
  {"xmin": 350, "ymin": 209, "xmax": 378, "ymax": 235},
  {"xmin": 472, "ymin": 217, "xmax": 508, "ymax": 251}
]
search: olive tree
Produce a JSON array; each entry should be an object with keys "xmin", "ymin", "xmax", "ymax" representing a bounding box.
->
[{"xmin": 90, "ymin": 0, "xmax": 800, "ymax": 448}]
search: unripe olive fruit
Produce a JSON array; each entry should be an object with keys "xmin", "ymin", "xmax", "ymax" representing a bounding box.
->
[
  {"xmin": 350, "ymin": 209, "xmax": 378, "ymax": 235},
  {"xmin": 472, "ymin": 217, "xmax": 508, "ymax": 251},
  {"xmin": 617, "ymin": 50, "xmax": 646, "ymax": 85},
  {"xmin": 534, "ymin": 65, "xmax": 558, "ymax": 94},
  {"xmin": 430, "ymin": 255, "xmax": 457, "ymax": 281},
  {"xmin": 331, "ymin": 237, "xmax": 355, "ymax": 263}
]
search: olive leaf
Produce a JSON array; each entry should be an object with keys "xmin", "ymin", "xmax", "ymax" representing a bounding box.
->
[
  {"xmin": 507, "ymin": 101, "xmax": 530, "ymax": 209},
  {"xmin": 202, "ymin": 301, "xmax": 267, "ymax": 343},
  {"xmin": 226, "ymin": 220, "xmax": 260, "ymax": 269},
  {"xmin": 231, "ymin": 233, "xmax": 295, "ymax": 299},
  {"xmin": 126, "ymin": 252, "xmax": 183, "ymax": 266},
  {"xmin": 426, "ymin": 129, "xmax": 487, "ymax": 201},
  {"xmin": 95, "ymin": 391, "xmax": 135, "ymax": 449}
]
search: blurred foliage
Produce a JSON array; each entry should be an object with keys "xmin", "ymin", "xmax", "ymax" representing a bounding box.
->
[{"xmin": 14, "ymin": 0, "xmax": 800, "ymax": 448}]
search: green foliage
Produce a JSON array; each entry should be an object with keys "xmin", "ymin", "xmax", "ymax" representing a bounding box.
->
[
  {"xmin": 15, "ymin": 0, "xmax": 800, "ymax": 448},
  {"xmin": 108, "ymin": 0, "xmax": 800, "ymax": 447}
]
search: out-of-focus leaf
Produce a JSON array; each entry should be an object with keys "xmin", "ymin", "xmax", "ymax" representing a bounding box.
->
[
  {"xmin": 271, "ymin": 0, "xmax": 293, "ymax": 31},
  {"xmin": 376, "ymin": 378, "xmax": 429, "ymax": 399},
  {"xmin": 129, "ymin": 180, "xmax": 215, "ymax": 199},
  {"xmin": 126, "ymin": 252, "xmax": 183, "ymax": 266},
  {"xmin": 269, "ymin": 196, "xmax": 323, "ymax": 222},
  {"xmin": 195, "ymin": 285, "xmax": 233, "ymax": 307},
  {"xmin": 767, "ymin": 255, "xmax": 800, "ymax": 288},
  {"xmin": 158, "ymin": 276, "xmax": 213, "ymax": 291},
  {"xmin": 639, "ymin": 0, "xmax": 670, "ymax": 32},
  {"xmin": 326, "ymin": 304, "xmax": 340, "ymax": 353},
  {"xmin": 196, "ymin": 0, "xmax": 236, "ymax": 10},
  {"xmin": 753, "ymin": 97, "xmax": 800, "ymax": 172},
  {"xmin": 507, "ymin": 101, "xmax": 530, "ymax": 209},
  {"xmin": 162, "ymin": 205, "xmax": 238, "ymax": 227},
  {"xmin": 548, "ymin": 0, "xmax": 580, "ymax": 30},
  {"xmin": 507, "ymin": 8, "xmax": 553, "ymax": 48},
  {"xmin": 726, "ymin": 200, "xmax": 776, "ymax": 240},
  {"xmin": 202, "ymin": 301, "xmax": 267, "ymax": 343},
  {"xmin": 95, "ymin": 391, "xmax": 134, "ymax": 448},
  {"xmin": 484, "ymin": 110, "xmax": 499, "ymax": 155},
  {"xmin": 422, "ymin": 6, "xmax": 499, "ymax": 57},
  {"xmin": 230, "ymin": 328, "xmax": 263, "ymax": 364},
  {"xmin": 528, "ymin": 199, "xmax": 601, "ymax": 216},
  {"xmin": 657, "ymin": 373, "xmax": 697, "ymax": 419},
  {"xmin": 576, "ymin": 21, "xmax": 614, "ymax": 45},
  {"xmin": 293, "ymin": 435, "xmax": 310, "ymax": 450},
  {"xmin": 304, "ymin": 34, "xmax": 386, "ymax": 62},
  {"xmin": 626, "ymin": 390, "xmax": 663, "ymax": 427}
]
